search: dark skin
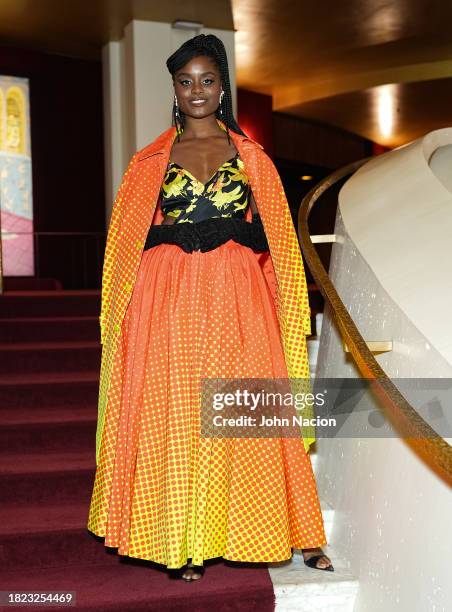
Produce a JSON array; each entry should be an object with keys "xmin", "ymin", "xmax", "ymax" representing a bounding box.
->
[
  {"xmin": 169, "ymin": 55, "xmax": 333, "ymax": 580},
  {"xmin": 162, "ymin": 55, "xmax": 258, "ymax": 225}
]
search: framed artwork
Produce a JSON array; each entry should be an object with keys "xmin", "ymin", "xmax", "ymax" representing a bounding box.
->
[{"xmin": 0, "ymin": 75, "xmax": 34, "ymax": 277}]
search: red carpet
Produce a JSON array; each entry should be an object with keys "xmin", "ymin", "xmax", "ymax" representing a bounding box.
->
[{"xmin": 0, "ymin": 289, "xmax": 276, "ymax": 611}]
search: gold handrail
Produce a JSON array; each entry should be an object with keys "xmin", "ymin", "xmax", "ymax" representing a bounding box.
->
[{"xmin": 298, "ymin": 157, "xmax": 452, "ymax": 487}]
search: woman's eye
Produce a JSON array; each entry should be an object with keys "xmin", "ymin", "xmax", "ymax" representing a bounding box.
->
[{"xmin": 179, "ymin": 78, "xmax": 214, "ymax": 86}]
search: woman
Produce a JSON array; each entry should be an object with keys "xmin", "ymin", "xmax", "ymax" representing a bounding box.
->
[{"xmin": 87, "ymin": 33, "xmax": 333, "ymax": 582}]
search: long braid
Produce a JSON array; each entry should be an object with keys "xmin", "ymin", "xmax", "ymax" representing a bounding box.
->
[{"xmin": 166, "ymin": 34, "xmax": 248, "ymax": 143}]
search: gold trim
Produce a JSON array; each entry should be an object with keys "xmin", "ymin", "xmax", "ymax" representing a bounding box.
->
[{"xmin": 343, "ymin": 340, "xmax": 393, "ymax": 353}]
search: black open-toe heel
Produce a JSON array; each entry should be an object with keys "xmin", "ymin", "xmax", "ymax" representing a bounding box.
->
[
  {"xmin": 181, "ymin": 562, "xmax": 205, "ymax": 582},
  {"xmin": 303, "ymin": 553, "xmax": 334, "ymax": 572}
]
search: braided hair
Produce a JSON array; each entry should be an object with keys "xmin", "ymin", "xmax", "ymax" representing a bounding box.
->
[{"xmin": 166, "ymin": 33, "xmax": 247, "ymax": 144}]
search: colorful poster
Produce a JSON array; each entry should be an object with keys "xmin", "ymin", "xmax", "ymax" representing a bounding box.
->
[{"xmin": 0, "ymin": 75, "xmax": 34, "ymax": 276}]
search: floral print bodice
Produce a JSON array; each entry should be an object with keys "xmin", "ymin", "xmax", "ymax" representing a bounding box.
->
[{"xmin": 160, "ymin": 152, "xmax": 250, "ymax": 223}]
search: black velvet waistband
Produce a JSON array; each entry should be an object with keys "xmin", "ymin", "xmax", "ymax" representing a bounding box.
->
[{"xmin": 143, "ymin": 214, "xmax": 269, "ymax": 254}]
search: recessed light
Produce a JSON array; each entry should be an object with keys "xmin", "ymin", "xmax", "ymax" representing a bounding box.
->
[
  {"xmin": 172, "ymin": 20, "xmax": 204, "ymax": 29},
  {"xmin": 300, "ymin": 175, "xmax": 313, "ymax": 181}
]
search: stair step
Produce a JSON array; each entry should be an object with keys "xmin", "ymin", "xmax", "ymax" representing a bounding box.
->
[
  {"xmin": 319, "ymin": 499, "xmax": 334, "ymax": 543},
  {"xmin": 0, "ymin": 371, "xmax": 99, "ymax": 410},
  {"xmin": 0, "ymin": 501, "xmax": 108, "ymax": 569},
  {"xmin": 0, "ymin": 315, "xmax": 99, "ymax": 343},
  {"xmin": 3, "ymin": 277, "xmax": 62, "ymax": 290},
  {"xmin": 310, "ymin": 453, "xmax": 318, "ymax": 472},
  {"xmin": 269, "ymin": 546, "xmax": 359, "ymax": 612},
  {"xmin": 0, "ymin": 450, "xmax": 95, "ymax": 504},
  {"xmin": 0, "ymin": 559, "xmax": 275, "ymax": 612},
  {"xmin": 0, "ymin": 502, "xmax": 89, "ymax": 536},
  {"xmin": 1, "ymin": 449, "xmax": 95, "ymax": 474},
  {"xmin": 0, "ymin": 524, "xmax": 123, "ymax": 570},
  {"xmin": 0, "ymin": 418, "xmax": 96, "ymax": 453},
  {"xmin": 0, "ymin": 495, "xmax": 125, "ymax": 569},
  {"xmin": 0, "ymin": 341, "xmax": 101, "ymax": 374},
  {"xmin": 0, "ymin": 290, "xmax": 100, "ymax": 318},
  {"xmin": 0, "ymin": 405, "xmax": 96, "ymax": 425}
]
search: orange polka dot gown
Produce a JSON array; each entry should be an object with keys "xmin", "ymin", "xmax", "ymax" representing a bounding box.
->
[{"xmin": 87, "ymin": 119, "xmax": 327, "ymax": 568}]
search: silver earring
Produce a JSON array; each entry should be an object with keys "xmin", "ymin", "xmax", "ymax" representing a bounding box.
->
[{"xmin": 219, "ymin": 90, "xmax": 224, "ymax": 115}]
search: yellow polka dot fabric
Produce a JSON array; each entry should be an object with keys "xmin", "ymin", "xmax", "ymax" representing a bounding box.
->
[
  {"xmin": 88, "ymin": 119, "xmax": 324, "ymax": 567},
  {"xmin": 95, "ymin": 119, "xmax": 315, "ymax": 468},
  {"xmin": 87, "ymin": 238, "xmax": 326, "ymax": 568}
]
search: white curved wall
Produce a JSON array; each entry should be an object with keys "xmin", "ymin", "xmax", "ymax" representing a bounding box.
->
[
  {"xmin": 338, "ymin": 128, "xmax": 452, "ymax": 364},
  {"xmin": 315, "ymin": 128, "xmax": 452, "ymax": 612}
]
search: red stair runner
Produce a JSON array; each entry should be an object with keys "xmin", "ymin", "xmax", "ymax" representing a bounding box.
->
[{"xmin": 0, "ymin": 289, "xmax": 275, "ymax": 611}]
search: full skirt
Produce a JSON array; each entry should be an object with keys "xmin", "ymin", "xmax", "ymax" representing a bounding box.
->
[{"xmin": 87, "ymin": 239, "xmax": 327, "ymax": 569}]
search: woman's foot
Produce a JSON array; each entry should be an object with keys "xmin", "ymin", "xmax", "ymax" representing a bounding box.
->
[
  {"xmin": 301, "ymin": 547, "xmax": 334, "ymax": 571},
  {"xmin": 181, "ymin": 562, "xmax": 205, "ymax": 581}
]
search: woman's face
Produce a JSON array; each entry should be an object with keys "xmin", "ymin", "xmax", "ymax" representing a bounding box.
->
[{"xmin": 173, "ymin": 55, "xmax": 222, "ymax": 119}]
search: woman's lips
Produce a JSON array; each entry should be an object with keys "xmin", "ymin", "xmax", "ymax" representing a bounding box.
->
[{"xmin": 190, "ymin": 99, "xmax": 207, "ymax": 106}]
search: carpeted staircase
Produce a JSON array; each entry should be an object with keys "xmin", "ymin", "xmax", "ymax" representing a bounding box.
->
[{"xmin": 0, "ymin": 290, "xmax": 276, "ymax": 611}]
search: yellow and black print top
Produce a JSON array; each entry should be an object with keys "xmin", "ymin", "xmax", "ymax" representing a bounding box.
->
[
  {"xmin": 143, "ymin": 152, "xmax": 269, "ymax": 253},
  {"xmin": 160, "ymin": 152, "xmax": 250, "ymax": 223}
]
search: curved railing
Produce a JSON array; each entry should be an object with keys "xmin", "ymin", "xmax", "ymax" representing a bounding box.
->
[{"xmin": 298, "ymin": 158, "xmax": 452, "ymax": 487}]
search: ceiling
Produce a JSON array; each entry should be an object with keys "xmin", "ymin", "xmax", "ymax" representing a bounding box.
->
[
  {"xmin": 0, "ymin": 0, "xmax": 451, "ymax": 146},
  {"xmin": 280, "ymin": 78, "xmax": 452, "ymax": 148},
  {"xmin": 232, "ymin": 0, "xmax": 452, "ymax": 146},
  {"xmin": 0, "ymin": 1, "xmax": 233, "ymax": 57}
]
